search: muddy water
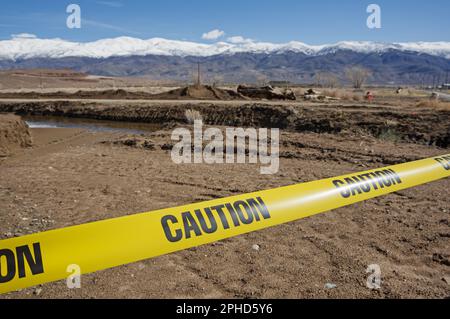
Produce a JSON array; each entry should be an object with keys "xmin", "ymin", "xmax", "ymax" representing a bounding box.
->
[{"xmin": 24, "ymin": 115, "xmax": 163, "ymax": 134}]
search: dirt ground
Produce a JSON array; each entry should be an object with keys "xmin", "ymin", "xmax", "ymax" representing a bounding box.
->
[
  {"xmin": 0, "ymin": 69, "xmax": 175, "ymax": 93},
  {"xmin": 0, "ymin": 114, "xmax": 449, "ymax": 298}
]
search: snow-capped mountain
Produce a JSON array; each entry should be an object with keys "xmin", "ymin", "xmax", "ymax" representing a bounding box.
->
[
  {"xmin": 1, "ymin": 34, "xmax": 449, "ymax": 85},
  {"xmin": 1, "ymin": 34, "xmax": 450, "ymax": 60}
]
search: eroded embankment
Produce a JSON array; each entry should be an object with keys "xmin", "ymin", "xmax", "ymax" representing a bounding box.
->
[
  {"xmin": 0, "ymin": 101, "xmax": 448, "ymax": 147},
  {"xmin": 0, "ymin": 114, "xmax": 33, "ymax": 157}
]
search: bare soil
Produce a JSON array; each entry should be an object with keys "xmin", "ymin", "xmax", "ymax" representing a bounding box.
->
[
  {"xmin": 0, "ymin": 69, "xmax": 175, "ymax": 93},
  {"xmin": 0, "ymin": 112, "xmax": 449, "ymax": 299},
  {"xmin": 150, "ymin": 85, "xmax": 246, "ymax": 100},
  {"xmin": 0, "ymin": 77, "xmax": 448, "ymax": 299}
]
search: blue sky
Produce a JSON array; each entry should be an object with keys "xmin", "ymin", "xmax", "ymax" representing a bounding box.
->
[{"xmin": 0, "ymin": 0, "xmax": 449, "ymax": 43}]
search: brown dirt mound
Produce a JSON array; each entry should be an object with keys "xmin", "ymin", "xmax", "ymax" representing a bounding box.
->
[
  {"xmin": 150, "ymin": 85, "xmax": 246, "ymax": 100},
  {"xmin": 0, "ymin": 85, "xmax": 247, "ymax": 101},
  {"xmin": 0, "ymin": 114, "xmax": 33, "ymax": 157}
]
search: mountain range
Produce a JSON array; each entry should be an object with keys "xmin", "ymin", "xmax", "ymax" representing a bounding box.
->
[{"xmin": 0, "ymin": 34, "xmax": 449, "ymax": 85}]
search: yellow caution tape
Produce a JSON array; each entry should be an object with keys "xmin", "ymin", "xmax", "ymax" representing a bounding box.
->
[{"xmin": 1, "ymin": 154, "xmax": 449, "ymax": 294}]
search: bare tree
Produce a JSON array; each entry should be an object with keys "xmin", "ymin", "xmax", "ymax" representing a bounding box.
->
[
  {"xmin": 323, "ymin": 73, "xmax": 340, "ymax": 88},
  {"xmin": 196, "ymin": 62, "xmax": 201, "ymax": 87},
  {"xmin": 314, "ymin": 72, "xmax": 324, "ymax": 87},
  {"xmin": 39, "ymin": 71, "xmax": 44, "ymax": 93},
  {"xmin": 314, "ymin": 71, "xmax": 340, "ymax": 88},
  {"xmin": 345, "ymin": 66, "xmax": 371, "ymax": 89},
  {"xmin": 191, "ymin": 62, "xmax": 203, "ymax": 87}
]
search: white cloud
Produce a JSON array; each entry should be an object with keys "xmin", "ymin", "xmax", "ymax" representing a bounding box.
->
[
  {"xmin": 11, "ymin": 33, "xmax": 37, "ymax": 39},
  {"xmin": 227, "ymin": 36, "xmax": 254, "ymax": 44},
  {"xmin": 202, "ymin": 29, "xmax": 225, "ymax": 41}
]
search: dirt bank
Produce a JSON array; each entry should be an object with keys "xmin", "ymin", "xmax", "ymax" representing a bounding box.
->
[
  {"xmin": 0, "ymin": 100, "xmax": 449, "ymax": 147},
  {"xmin": 0, "ymin": 114, "xmax": 32, "ymax": 157}
]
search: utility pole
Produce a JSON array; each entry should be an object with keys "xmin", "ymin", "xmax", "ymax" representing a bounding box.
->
[
  {"xmin": 198, "ymin": 62, "xmax": 201, "ymax": 87},
  {"xmin": 39, "ymin": 71, "xmax": 43, "ymax": 93}
]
